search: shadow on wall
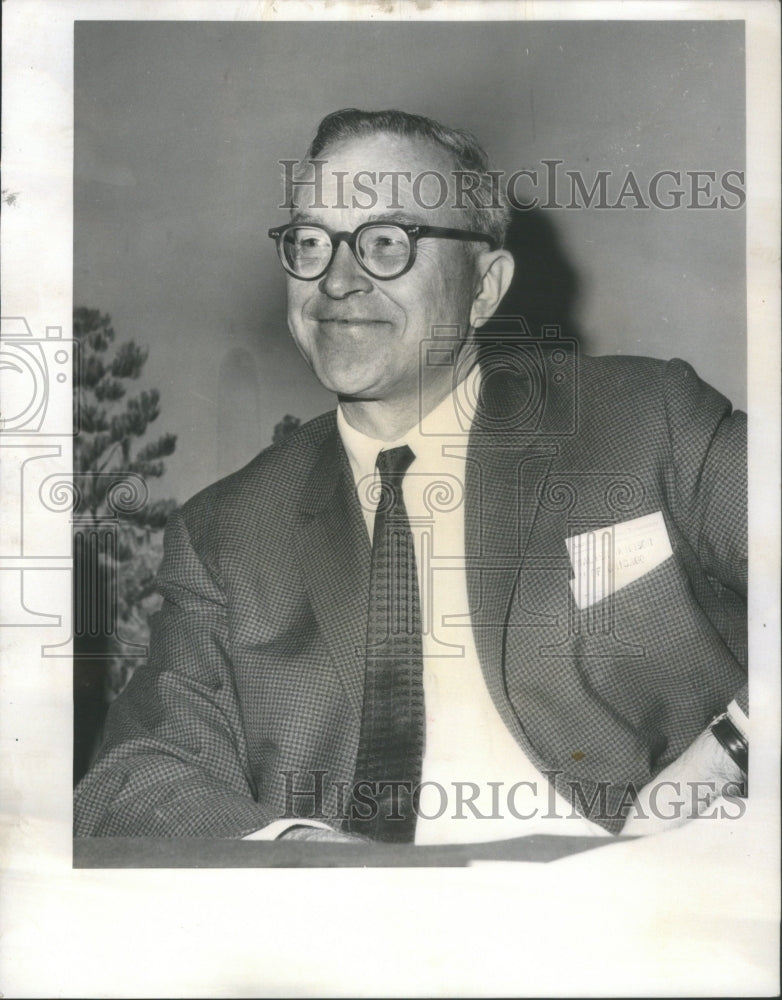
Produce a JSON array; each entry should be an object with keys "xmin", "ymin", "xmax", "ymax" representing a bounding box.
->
[{"xmin": 483, "ymin": 207, "xmax": 584, "ymax": 345}]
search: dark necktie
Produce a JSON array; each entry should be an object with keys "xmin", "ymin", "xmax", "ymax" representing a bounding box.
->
[{"xmin": 345, "ymin": 445, "xmax": 425, "ymax": 842}]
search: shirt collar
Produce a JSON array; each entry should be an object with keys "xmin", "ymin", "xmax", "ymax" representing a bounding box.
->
[{"xmin": 337, "ymin": 364, "xmax": 481, "ymax": 485}]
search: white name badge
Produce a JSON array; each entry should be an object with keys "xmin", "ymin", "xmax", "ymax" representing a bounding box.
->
[{"xmin": 565, "ymin": 510, "xmax": 673, "ymax": 610}]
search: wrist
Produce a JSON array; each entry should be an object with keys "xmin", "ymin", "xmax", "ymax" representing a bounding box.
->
[{"xmin": 708, "ymin": 711, "xmax": 748, "ymax": 783}]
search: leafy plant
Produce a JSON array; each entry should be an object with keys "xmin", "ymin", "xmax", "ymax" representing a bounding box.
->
[
  {"xmin": 273, "ymin": 413, "xmax": 301, "ymax": 446},
  {"xmin": 73, "ymin": 307, "xmax": 178, "ymax": 703}
]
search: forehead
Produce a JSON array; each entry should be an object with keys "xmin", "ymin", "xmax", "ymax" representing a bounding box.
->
[
  {"xmin": 292, "ymin": 132, "xmax": 463, "ymax": 226},
  {"xmin": 319, "ymin": 132, "xmax": 455, "ymax": 175}
]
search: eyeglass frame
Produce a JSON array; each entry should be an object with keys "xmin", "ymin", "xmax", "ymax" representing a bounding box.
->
[{"xmin": 267, "ymin": 220, "xmax": 500, "ymax": 281}]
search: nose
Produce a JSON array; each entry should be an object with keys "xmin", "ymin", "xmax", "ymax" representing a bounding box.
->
[{"xmin": 319, "ymin": 239, "xmax": 373, "ymax": 299}]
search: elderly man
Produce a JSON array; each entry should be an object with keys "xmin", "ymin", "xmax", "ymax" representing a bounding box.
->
[{"xmin": 75, "ymin": 108, "xmax": 747, "ymax": 844}]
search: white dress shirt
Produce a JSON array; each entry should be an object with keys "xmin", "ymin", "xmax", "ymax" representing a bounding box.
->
[{"xmin": 336, "ymin": 366, "xmax": 607, "ymax": 843}]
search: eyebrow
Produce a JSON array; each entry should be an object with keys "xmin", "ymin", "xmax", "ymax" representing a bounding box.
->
[
  {"xmin": 289, "ymin": 210, "xmax": 429, "ymax": 228},
  {"xmin": 368, "ymin": 210, "xmax": 427, "ymax": 225},
  {"xmin": 289, "ymin": 210, "xmax": 319, "ymax": 225}
]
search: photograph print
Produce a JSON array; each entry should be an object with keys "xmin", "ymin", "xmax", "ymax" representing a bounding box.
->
[{"xmin": 71, "ymin": 16, "xmax": 752, "ymax": 865}]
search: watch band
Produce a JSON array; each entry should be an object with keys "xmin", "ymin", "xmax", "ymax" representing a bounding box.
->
[{"xmin": 710, "ymin": 711, "xmax": 748, "ymax": 776}]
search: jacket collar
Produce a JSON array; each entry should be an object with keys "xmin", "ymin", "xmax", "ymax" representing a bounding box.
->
[{"xmin": 296, "ymin": 416, "xmax": 344, "ymax": 515}]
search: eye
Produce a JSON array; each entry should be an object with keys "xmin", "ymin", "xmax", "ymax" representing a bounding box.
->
[
  {"xmin": 361, "ymin": 227, "xmax": 409, "ymax": 256},
  {"xmin": 287, "ymin": 230, "xmax": 331, "ymax": 261}
]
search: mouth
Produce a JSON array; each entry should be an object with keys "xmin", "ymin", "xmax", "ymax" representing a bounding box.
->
[{"xmin": 316, "ymin": 318, "xmax": 391, "ymax": 326}]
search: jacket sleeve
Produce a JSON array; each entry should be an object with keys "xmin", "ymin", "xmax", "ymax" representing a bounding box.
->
[
  {"xmin": 663, "ymin": 358, "xmax": 748, "ymax": 713},
  {"xmin": 74, "ymin": 510, "xmax": 276, "ymax": 837}
]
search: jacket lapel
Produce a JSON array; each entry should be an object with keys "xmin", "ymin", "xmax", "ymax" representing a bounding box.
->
[
  {"xmin": 465, "ymin": 355, "xmax": 566, "ymax": 736},
  {"xmin": 292, "ymin": 428, "xmax": 371, "ymax": 719}
]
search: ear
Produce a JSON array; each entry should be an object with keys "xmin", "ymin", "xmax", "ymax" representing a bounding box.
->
[{"xmin": 470, "ymin": 249, "xmax": 515, "ymax": 329}]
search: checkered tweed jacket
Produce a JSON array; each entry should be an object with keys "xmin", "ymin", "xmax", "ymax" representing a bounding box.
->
[{"xmin": 74, "ymin": 353, "xmax": 747, "ymax": 836}]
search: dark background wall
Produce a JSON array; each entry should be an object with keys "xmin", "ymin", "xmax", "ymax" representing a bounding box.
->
[{"xmin": 75, "ymin": 19, "xmax": 745, "ymax": 506}]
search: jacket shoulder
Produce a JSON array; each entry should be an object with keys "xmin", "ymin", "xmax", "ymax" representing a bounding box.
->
[
  {"xmin": 177, "ymin": 410, "xmax": 337, "ymax": 549},
  {"xmin": 579, "ymin": 352, "xmax": 678, "ymax": 391},
  {"xmin": 576, "ymin": 353, "xmax": 735, "ymax": 419}
]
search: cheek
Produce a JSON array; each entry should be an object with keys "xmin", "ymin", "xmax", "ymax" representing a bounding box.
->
[
  {"xmin": 422, "ymin": 243, "xmax": 475, "ymax": 292},
  {"xmin": 286, "ymin": 284, "xmax": 311, "ymax": 330},
  {"xmin": 417, "ymin": 264, "xmax": 475, "ymax": 324}
]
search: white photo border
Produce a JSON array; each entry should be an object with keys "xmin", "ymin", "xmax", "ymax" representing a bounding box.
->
[{"xmin": 1, "ymin": 1, "xmax": 779, "ymax": 996}]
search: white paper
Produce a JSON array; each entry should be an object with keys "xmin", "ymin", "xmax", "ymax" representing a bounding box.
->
[{"xmin": 566, "ymin": 510, "xmax": 674, "ymax": 609}]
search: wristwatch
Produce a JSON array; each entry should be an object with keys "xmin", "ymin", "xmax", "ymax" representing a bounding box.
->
[{"xmin": 709, "ymin": 710, "xmax": 748, "ymax": 776}]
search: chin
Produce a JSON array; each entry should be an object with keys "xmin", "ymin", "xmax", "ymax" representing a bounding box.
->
[
  {"xmin": 310, "ymin": 357, "xmax": 385, "ymax": 396},
  {"xmin": 313, "ymin": 369, "xmax": 374, "ymax": 398}
]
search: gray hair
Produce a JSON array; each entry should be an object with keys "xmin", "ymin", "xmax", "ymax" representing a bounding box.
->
[{"xmin": 294, "ymin": 107, "xmax": 510, "ymax": 248}]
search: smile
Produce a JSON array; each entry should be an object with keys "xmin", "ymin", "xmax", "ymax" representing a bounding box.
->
[{"xmin": 317, "ymin": 318, "xmax": 391, "ymax": 325}]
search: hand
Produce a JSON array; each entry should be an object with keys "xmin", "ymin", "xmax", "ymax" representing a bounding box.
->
[
  {"xmin": 622, "ymin": 727, "xmax": 745, "ymax": 837},
  {"xmin": 278, "ymin": 824, "xmax": 368, "ymax": 843}
]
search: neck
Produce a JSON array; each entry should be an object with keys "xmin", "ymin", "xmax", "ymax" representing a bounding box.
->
[
  {"xmin": 338, "ymin": 386, "xmax": 442, "ymax": 441},
  {"xmin": 340, "ymin": 370, "xmax": 475, "ymax": 442}
]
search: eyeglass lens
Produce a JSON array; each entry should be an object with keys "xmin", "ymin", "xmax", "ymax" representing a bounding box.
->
[{"xmin": 280, "ymin": 225, "xmax": 412, "ymax": 278}]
